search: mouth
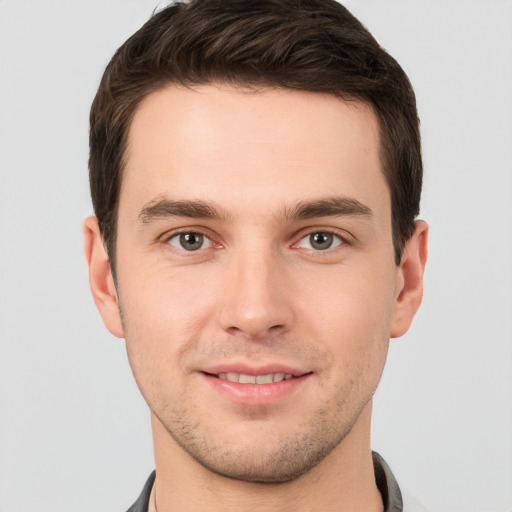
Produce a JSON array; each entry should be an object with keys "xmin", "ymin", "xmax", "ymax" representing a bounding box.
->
[
  {"xmin": 200, "ymin": 368, "xmax": 312, "ymax": 405},
  {"xmin": 207, "ymin": 372, "xmax": 296, "ymax": 384}
]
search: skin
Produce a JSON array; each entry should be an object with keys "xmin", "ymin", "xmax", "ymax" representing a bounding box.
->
[{"xmin": 84, "ymin": 84, "xmax": 428, "ymax": 512}]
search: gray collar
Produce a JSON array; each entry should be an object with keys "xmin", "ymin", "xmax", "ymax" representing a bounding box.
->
[{"xmin": 373, "ymin": 451, "xmax": 403, "ymax": 512}]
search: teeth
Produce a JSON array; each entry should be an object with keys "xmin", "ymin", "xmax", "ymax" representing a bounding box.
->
[
  {"xmin": 216, "ymin": 372, "xmax": 295, "ymax": 384},
  {"xmin": 239, "ymin": 374, "xmax": 256, "ymax": 384},
  {"xmin": 256, "ymin": 374, "xmax": 273, "ymax": 384},
  {"xmin": 226, "ymin": 372, "xmax": 239, "ymax": 382}
]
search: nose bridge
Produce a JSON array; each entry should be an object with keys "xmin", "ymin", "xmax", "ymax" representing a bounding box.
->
[{"xmin": 218, "ymin": 238, "xmax": 292, "ymax": 339}]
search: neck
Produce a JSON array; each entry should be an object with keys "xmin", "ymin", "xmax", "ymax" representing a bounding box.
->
[{"xmin": 151, "ymin": 402, "xmax": 383, "ymax": 512}]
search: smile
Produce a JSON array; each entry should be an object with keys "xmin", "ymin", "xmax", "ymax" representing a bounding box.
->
[
  {"xmin": 201, "ymin": 369, "xmax": 312, "ymax": 405},
  {"xmin": 216, "ymin": 372, "xmax": 294, "ymax": 384}
]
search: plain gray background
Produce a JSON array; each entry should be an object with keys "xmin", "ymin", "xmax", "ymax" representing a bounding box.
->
[{"xmin": 0, "ymin": 1, "xmax": 511, "ymax": 511}]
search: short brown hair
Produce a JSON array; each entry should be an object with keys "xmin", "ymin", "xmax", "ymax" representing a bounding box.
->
[{"xmin": 89, "ymin": 0, "xmax": 422, "ymax": 268}]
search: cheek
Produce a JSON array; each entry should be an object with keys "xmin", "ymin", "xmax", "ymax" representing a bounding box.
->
[
  {"xmin": 118, "ymin": 269, "xmax": 217, "ymax": 392},
  {"xmin": 119, "ymin": 260, "xmax": 216, "ymax": 331},
  {"xmin": 301, "ymin": 264, "xmax": 395, "ymax": 363},
  {"xmin": 308, "ymin": 281, "xmax": 392, "ymax": 409}
]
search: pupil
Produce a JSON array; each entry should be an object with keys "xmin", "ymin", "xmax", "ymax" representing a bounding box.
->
[
  {"xmin": 311, "ymin": 232, "xmax": 332, "ymax": 250},
  {"xmin": 180, "ymin": 233, "xmax": 203, "ymax": 250}
]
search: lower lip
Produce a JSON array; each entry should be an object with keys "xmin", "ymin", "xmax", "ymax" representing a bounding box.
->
[{"xmin": 201, "ymin": 373, "xmax": 312, "ymax": 406}]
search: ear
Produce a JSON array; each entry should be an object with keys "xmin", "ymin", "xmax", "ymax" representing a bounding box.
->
[
  {"xmin": 83, "ymin": 215, "xmax": 124, "ymax": 338},
  {"xmin": 390, "ymin": 220, "xmax": 428, "ymax": 338}
]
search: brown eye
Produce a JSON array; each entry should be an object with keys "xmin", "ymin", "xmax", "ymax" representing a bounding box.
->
[
  {"xmin": 297, "ymin": 232, "xmax": 343, "ymax": 251},
  {"xmin": 168, "ymin": 232, "xmax": 210, "ymax": 251}
]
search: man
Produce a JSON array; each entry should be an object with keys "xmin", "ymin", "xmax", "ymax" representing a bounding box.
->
[{"xmin": 84, "ymin": 0, "xmax": 428, "ymax": 510}]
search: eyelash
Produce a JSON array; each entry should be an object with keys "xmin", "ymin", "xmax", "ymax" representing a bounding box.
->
[
  {"xmin": 294, "ymin": 231, "xmax": 346, "ymax": 251},
  {"xmin": 161, "ymin": 228, "xmax": 349, "ymax": 254},
  {"xmin": 162, "ymin": 229, "xmax": 219, "ymax": 253}
]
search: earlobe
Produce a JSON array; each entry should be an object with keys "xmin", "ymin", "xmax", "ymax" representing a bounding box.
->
[
  {"xmin": 390, "ymin": 220, "xmax": 428, "ymax": 338},
  {"xmin": 83, "ymin": 215, "xmax": 125, "ymax": 338}
]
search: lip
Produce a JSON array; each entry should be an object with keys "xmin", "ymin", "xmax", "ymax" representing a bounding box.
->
[
  {"xmin": 199, "ymin": 363, "xmax": 313, "ymax": 406},
  {"xmin": 202, "ymin": 362, "xmax": 309, "ymax": 377}
]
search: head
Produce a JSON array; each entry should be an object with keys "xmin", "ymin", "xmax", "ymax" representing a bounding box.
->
[
  {"xmin": 85, "ymin": 0, "xmax": 427, "ymax": 486},
  {"xmin": 89, "ymin": 0, "xmax": 422, "ymax": 273}
]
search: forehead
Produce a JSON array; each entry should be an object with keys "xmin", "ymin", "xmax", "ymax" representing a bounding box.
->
[{"xmin": 121, "ymin": 84, "xmax": 386, "ymax": 217}]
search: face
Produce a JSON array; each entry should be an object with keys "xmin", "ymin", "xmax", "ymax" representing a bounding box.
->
[{"xmin": 91, "ymin": 85, "xmax": 421, "ymax": 482}]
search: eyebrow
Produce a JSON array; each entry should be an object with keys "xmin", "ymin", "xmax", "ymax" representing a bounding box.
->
[
  {"xmin": 137, "ymin": 195, "xmax": 373, "ymax": 224},
  {"xmin": 138, "ymin": 198, "xmax": 228, "ymax": 224},
  {"xmin": 288, "ymin": 197, "xmax": 373, "ymax": 220}
]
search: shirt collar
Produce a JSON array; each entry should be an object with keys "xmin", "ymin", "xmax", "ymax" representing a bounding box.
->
[{"xmin": 373, "ymin": 451, "xmax": 403, "ymax": 512}]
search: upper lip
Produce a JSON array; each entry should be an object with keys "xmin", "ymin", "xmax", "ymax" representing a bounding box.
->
[{"xmin": 201, "ymin": 362, "xmax": 311, "ymax": 377}]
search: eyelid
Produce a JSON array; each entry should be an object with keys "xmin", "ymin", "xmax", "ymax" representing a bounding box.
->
[
  {"xmin": 159, "ymin": 227, "xmax": 221, "ymax": 252},
  {"xmin": 291, "ymin": 227, "xmax": 352, "ymax": 250},
  {"xmin": 296, "ymin": 232, "xmax": 343, "ymax": 249},
  {"xmin": 168, "ymin": 232, "xmax": 212, "ymax": 250}
]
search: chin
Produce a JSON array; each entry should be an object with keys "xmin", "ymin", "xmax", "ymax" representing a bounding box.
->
[{"xmin": 162, "ymin": 410, "xmax": 354, "ymax": 484}]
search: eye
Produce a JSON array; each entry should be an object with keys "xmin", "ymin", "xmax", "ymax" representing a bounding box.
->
[
  {"xmin": 297, "ymin": 232, "xmax": 344, "ymax": 251},
  {"xmin": 167, "ymin": 232, "xmax": 212, "ymax": 251}
]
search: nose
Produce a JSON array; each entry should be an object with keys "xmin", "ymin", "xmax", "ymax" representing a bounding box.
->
[{"xmin": 217, "ymin": 246, "xmax": 294, "ymax": 340}]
